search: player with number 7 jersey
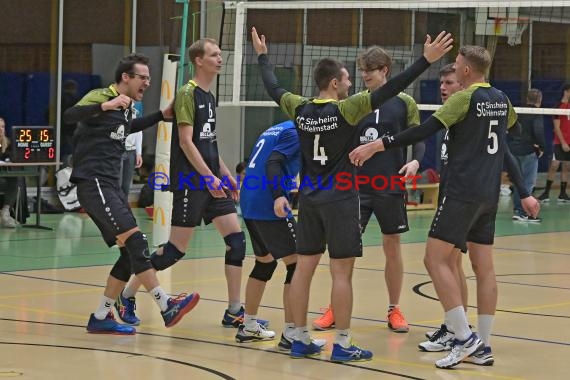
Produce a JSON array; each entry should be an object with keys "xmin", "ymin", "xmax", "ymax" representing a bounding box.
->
[
  {"xmin": 273, "ymin": 62, "xmax": 450, "ymax": 204},
  {"xmin": 254, "ymin": 31, "xmax": 453, "ymax": 205}
]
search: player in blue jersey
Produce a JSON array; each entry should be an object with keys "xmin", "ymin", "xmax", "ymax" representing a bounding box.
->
[{"xmin": 235, "ymin": 120, "xmax": 299, "ymax": 344}]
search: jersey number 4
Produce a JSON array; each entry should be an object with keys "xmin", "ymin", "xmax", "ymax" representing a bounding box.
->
[
  {"xmin": 487, "ymin": 120, "xmax": 499, "ymax": 155},
  {"xmin": 313, "ymin": 134, "xmax": 328, "ymax": 165}
]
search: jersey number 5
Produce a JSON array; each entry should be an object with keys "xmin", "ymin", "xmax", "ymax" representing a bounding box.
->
[
  {"xmin": 313, "ymin": 134, "xmax": 328, "ymax": 165},
  {"xmin": 487, "ymin": 120, "xmax": 498, "ymax": 155}
]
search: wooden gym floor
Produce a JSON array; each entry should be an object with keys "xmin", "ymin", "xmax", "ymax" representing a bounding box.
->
[{"xmin": 0, "ymin": 198, "xmax": 569, "ymax": 379}]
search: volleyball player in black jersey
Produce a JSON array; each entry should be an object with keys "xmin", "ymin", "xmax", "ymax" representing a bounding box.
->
[
  {"xmin": 350, "ymin": 45, "xmax": 540, "ymax": 368},
  {"xmin": 117, "ymin": 39, "xmax": 262, "ymax": 330},
  {"xmin": 252, "ymin": 26, "xmax": 452, "ymax": 362},
  {"xmin": 64, "ymin": 53, "xmax": 199, "ymax": 335},
  {"xmin": 312, "ymin": 46, "xmax": 425, "ymax": 334}
]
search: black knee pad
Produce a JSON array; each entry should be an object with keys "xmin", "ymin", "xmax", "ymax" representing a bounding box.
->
[
  {"xmin": 224, "ymin": 232, "xmax": 245, "ymax": 267},
  {"xmin": 151, "ymin": 241, "xmax": 185, "ymax": 271},
  {"xmin": 285, "ymin": 263, "xmax": 296, "ymax": 284},
  {"xmin": 125, "ymin": 231, "xmax": 153, "ymax": 275},
  {"xmin": 249, "ymin": 259, "xmax": 278, "ymax": 282},
  {"xmin": 110, "ymin": 246, "xmax": 132, "ymax": 282}
]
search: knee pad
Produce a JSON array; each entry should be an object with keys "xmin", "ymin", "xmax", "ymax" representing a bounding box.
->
[
  {"xmin": 285, "ymin": 263, "xmax": 296, "ymax": 284},
  {"xmin": 151, "ymin": 241, "xmax": 185, "ymax": 271},
  {"xmin": 125, "ymin": 231, "xmax": 153, "ymax": 275},
  {"xmin": 110, "ymin": 246, "xmax": 132, "ymax": 282},
  {"xmin": 249, "ymin": 260, "xmax": 278, "ymax": 282},
  {"xmin": 224, "ymin": 232, "xmax": 246, "ymax": 267}
]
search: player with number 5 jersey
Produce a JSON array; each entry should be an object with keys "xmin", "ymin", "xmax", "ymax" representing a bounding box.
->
[{"xmin": 349, "ymin": 45, "xmax": 540, "ymax": 369}]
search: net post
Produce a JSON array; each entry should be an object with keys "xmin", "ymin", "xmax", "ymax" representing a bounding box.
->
[{"xmin": 232, "ymin": 1, "xmax": 246, "ymax": 105}]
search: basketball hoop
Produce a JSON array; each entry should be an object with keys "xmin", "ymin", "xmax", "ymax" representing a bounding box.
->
[{"xmin": 495, "ymin": 17, "xmax": 530, "ymax": 46}]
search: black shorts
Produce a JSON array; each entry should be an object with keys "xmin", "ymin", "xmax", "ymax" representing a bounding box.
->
[
  {"xmin": 244, "ymin": 218, "xmax": 297, "ymax": 260},
  {"xmin": 171, "ymin": 189, "xmax": 237, "ymax": 227},
  {"xmin": 553, "ymin": 144, "xmax": 570, "ymax": 161},
  {"xmin": 77, "ymin": 178, "xmax": 137, "ymax": 247},
  {"xmin": 296, "ymin": 195, "xmax": 362, "ymax": 259},
  {"xmin": 360, "ymin": 192, "xmax": 409, "ymax": 235},
  {"xmin": 429, "ymin": 196, "xmax": 497, "ymax": 249}
]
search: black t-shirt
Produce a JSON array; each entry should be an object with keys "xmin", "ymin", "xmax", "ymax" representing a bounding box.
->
[
  {"xmin": 356, "ymin": 93, "xmax": 419, "ymax": 194},
  {"xmin": 71, "ymin": 85, "xmax": 134, "ymax": 183},
  {"xmin": 433, "ymin": 83, "xmax": 517, "ymax": 204},
  {"xmin": 280, "ymin": 92, "xmax": 372, "ymax": 204},
  {"xmin": 170, "ymin": 80, "xmax": 220, "ymax": 191}
]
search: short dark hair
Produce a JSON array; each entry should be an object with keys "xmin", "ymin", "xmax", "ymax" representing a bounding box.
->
[
  {"xmin": 235, "ymin": 161, "xmax": 246, "ymax": 176},
  {"xmin": 188, "ymin": 38, "xmax": 218, "ymax": 64},
  {"xmin": 527, "ymin": 88, "xmax": 542, "ymax": 104},
  {"xmin": 313, "ymin": 58, "xmax": 344, "ymax": 91},
  {"xmin": 115, "ymin": 53, "xmax": 150, "ymax": 84},
  {"xmin": 458, "ymin": 45, "xmax": 491, "ymax": 75},
  {"xmin": 563, "ymin": 83, "xmax": 570, "ymax": 92},
  {"xmin": 439, "ymin": 63, "xmax": 455, "ymax": 77}
]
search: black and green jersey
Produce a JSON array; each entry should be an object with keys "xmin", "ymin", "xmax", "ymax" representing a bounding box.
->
[
  {"xmin": 71, "ymin": 85, "xmax": 133, "ymax": 183},
  {"xmin": 170, "ymin": 80, "xmax": 220, "ymax": 190},
  {"xmin": 433, "ymin": 83, "xmax": 517, "ymax": 203},
  {"xmin": 356, "ymin": 92, "xmax": 420, "ymax": 194},
  {"xmin": 279, "ymin": 91, "xmax": 372, "ymax": 203}
]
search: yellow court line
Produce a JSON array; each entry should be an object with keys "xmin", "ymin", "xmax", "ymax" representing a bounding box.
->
[
  {"xmin": 0, "ymin": 304, "xmax": 526, "ymax": 380},
  {"xmin": 375, "ymin": 358, "xmax": 525, "ymax": 380},
  {"xmin": 501, "ymin": 301, "xmax": 570, "ymax": 313},
  {"xmin": 121, "ymin": 324, "xmax": 527, "ymax": 380},
  {"xmin": 0, "ymin": 287, "xmax": 102, "ymax": 300},
  {"xmin": 0, "ymin": 303, "xmax": 86, "ymax": 321},
  {"xmin": 412, "ymin": 312, "xmax": 478, "ymax": 326}
]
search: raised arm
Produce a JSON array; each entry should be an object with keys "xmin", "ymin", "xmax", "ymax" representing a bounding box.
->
[
  {"xmin": 252, "ymin": 27, "xmax": 287, "ymax": 104},
  {"xmin": 370, "ymin": 31, "xmax": 453, "ymax": 109}
]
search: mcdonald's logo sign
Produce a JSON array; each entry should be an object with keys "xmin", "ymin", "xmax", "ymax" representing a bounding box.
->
[
  {"xmin": 157, "ymin": 121, "xmax": 170, "ymax": 142},
  {"xmin": 161, "ymin": 80, "xmax": 172, "ymax": 100},
  {"xmin": 155, "ymin": 163, "xmax": 168, "ymax": 175},
  {"xmin": 153, "ymin": 206, "xmax": 166, "ymax": 226}
]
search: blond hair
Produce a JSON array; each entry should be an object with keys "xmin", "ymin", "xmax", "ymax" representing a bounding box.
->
[
  {"xmin": 188, "ymin": 38, "xmax": 218, "ymax": 64},
  {"xmin": 458, "ymin": 45, "xmax": 492, "ymax": 76}
]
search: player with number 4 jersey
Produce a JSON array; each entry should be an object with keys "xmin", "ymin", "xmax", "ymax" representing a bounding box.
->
[{"xmin": 252, "ymin": 26, "xmax": 453, "ymax": 362}]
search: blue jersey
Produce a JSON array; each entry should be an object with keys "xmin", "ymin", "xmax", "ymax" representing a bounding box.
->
[{"xmin": 240, "ymin": 120, "xmax": 300, "ymax": 220}]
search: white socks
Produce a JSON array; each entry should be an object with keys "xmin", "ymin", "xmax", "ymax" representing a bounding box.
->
[
  {"xmin": 94, "ymin": 296, "xmax": 114, "ymax": 320},
  {"xmin": 150, "ymin": 286, "xmax": 169, "ymax": 311}
]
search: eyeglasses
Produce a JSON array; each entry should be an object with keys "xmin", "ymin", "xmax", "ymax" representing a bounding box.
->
[{"xmin": 129, "ymin": 72, "xmax": 151, "ymax": 82}]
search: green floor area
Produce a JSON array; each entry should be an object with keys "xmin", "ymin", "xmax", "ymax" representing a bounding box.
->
[{"xmin": 1, "ymin": 198, "xmax": 568, "ymax": 272}]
